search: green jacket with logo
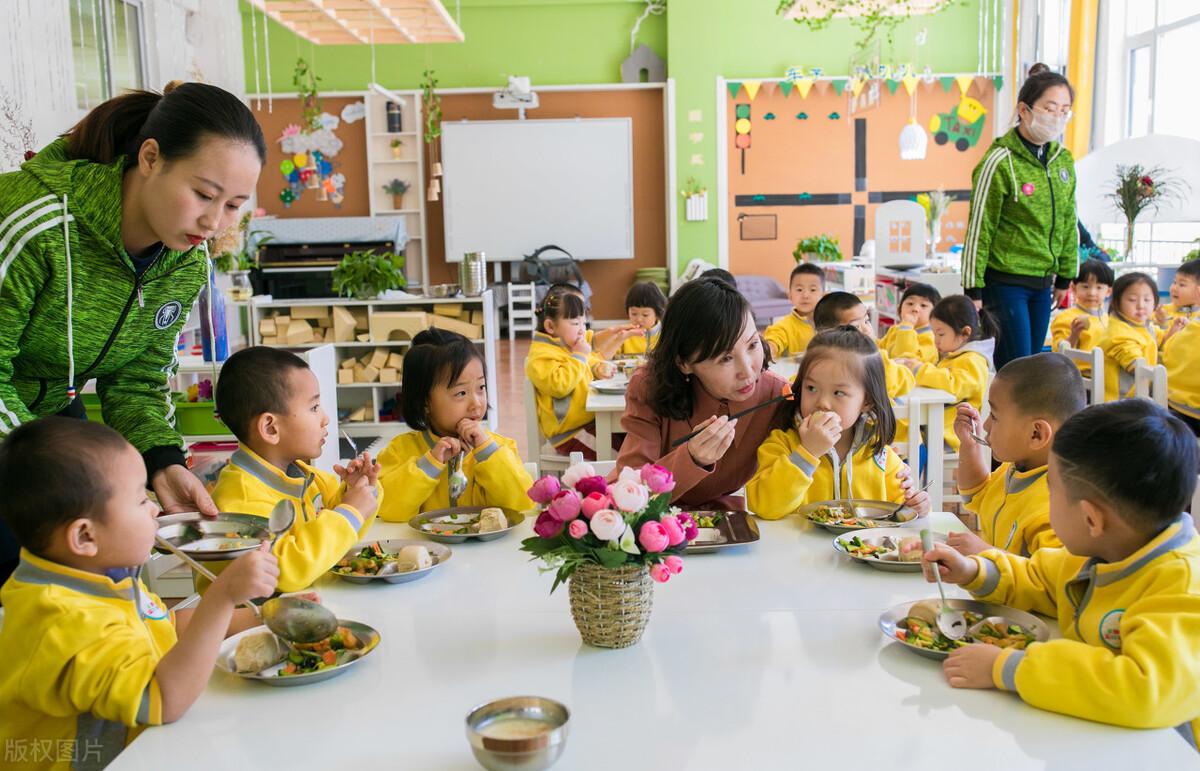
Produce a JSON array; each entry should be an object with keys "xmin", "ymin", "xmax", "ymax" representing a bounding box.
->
[
  {"xmin": 960, "ymin": 128, "xmax": 1079, "ymax": 292},
  {"xmin": 0, "ymin": 138, "xmax": 208, "ymax": 467}
]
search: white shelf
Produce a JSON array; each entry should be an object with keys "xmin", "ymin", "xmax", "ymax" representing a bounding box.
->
[
  {"xmin": 372, "ymin": 131, "xmax": 418, "ymax": 137},
  {"xmin": 365, "ymin": 89, "xmax": 428, "ymax": 287},
  {"xmin": 376, "ymin": 208, "xmax": 422, "ymax": 214},
  {"xmin": 336, "ymin": 382, "xmax": 401, "ymax": 389},
  {"xmin": 254, "ymin": 295, "xmax": 482, "ymax": 308},
  {"xmin": 374, "ymin": 159, "xmax": 418, "ymax": 164}
]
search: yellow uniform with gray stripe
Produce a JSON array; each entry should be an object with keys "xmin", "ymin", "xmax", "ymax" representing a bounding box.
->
[
  {"xmin": 880, "ymin": 323, "xmax": 937, "ymax": 364},
  {"xmin": 960, "ymin": 462, "xmax": 1060, "ymax": 556},
  {"xmin": 210, "ymin": 444, "xmax": 379, "ymax": 592},
  {"xmin": 1157, "ymin": 303, "xmax": 1199, "ymax": 327},
  {"xmin": 965, "ymin": 515, "xmax": 1200, "ymax": 747},
  {"xmin": 1049, "ymin": 305, "xmax": 1107, "ymax": 375},
  {"xmin": 748, "ymin": 423, "xmax": 909, "ymax": 521},
  {"xmin": 1162, "ymin": 318, "xmax": 1200, "ymax": 420},
  {"xmin": 763, "ymin": 311, "xmax": 816, "ymax": 358},
  {"xmin": 619, "ymin": 323, "xmax": 661, "ymax": 356},
  {"xmin": 1099, "ymin": 313, "xmax": 1163, "ymax": 402},
  {"xmin": 899, "ymin": 340, "xmax": 994, "ymax": 451},
  {"xmin": 0, "ymin": 551, "xmax": 174, "ymax": 770},
  {"xmin": 526, "ymin": 332, "xmax": 595, "ymax": 447},
  {"xmin": 376, "ymin": 429, "xmax": 534, "ymax": 522}
]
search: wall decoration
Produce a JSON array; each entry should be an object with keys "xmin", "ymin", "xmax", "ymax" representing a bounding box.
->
[
  {"xmin": 621, "ymin": 43, "xmax": 666, "ymax": 84},
  {"xmin": 682, "ymin": 176, "xmax": 708, "ymax": 222},
  {"xmin": 764, "ymin": 113, "xmax": 777, "ymax": 120},
  {"xmin": 776, "ymin": 0, "xmax": 958, "ymax": 53},
  {"xmin": 341, "ymin": 101, "xmax": 366, "ymax": 124},
  {"xmin": 422, "ymin": 69, "xmax": 443, "ymax": 202},
  {"xmin": 734, "ymin": 103, "xmax": 752, "ymax": 173},
  {"xmin": 274, "ymin": 59, "xmax": 348, "ymax": 209},
  {"xmin": 727, "ymin": 82, "xmax": 743, "ymax": 99},
  {"xmin": 928, "ymin": 96, "xmax": 987, "ymax": 151}
]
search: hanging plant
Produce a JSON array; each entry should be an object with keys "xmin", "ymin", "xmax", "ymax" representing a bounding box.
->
[
  {"xmin": 421, "ymin": 69, "xmax": 443, "ymax": 145},
  {"xmin": 293, "ymin": 58, "xmax": 323, "ymax": 131},
  {"xmin": 776, "ymin": 0, "xmax": 959, "ymax": 53}
]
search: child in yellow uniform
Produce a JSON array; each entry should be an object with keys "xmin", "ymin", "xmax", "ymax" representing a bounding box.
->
[
  {"xmin": 1100, "ymin": 273, "xmax": 1185, "ymax": 401},
  {"xmin": 747, "ymin": 327, "xmax": 931, "ymax": 520},
  {"xmin": 900, "ymin": 295, "xmax": 996, "ymax": 452},
  {"xmin": 0, "ymin": 419, "xmax": 278, "ymax": 770},
  {"xmin": 1155, "ymin": 258, "xmax": 1200, "ymax": 327},
  {"xmin": 880, "ymin": 282, "xmax": 941, "ymax": 364},
  {"xmin": 923, "ymin": 400, "xmax": 1200, "ymax": 746},
  {"xmin": 211, "ymin": 347, "xmax": 381, "ymax": 593},
  {"xmin": 619, "ymin": 281, "xmax": 667, "ymax": 356},
  {"xmin": 813, "ymin": 292, "xmax": 915, "ymax": 399},
  {"xmin": 1049, "ymin": 259, "xmax": 1113, "ymax": 374},
  {"xmin": 763, "ymin": 263, "xmax": 824, "ymax": 358},
  {"xmin": 948, "ymin": 352, "xmax": 1085, "ymax": 557},
  {"xmin": 1162, "ymin": 315, "xmax": 1200, "ymax": 436},
  {"xmin": 378, "ymin": 329, "xmax": 532, "ymax": 521}
]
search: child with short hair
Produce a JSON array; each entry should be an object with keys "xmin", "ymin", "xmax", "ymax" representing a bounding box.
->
[
  {"xmin": 923, "ymin": 400, "xmax": 1200, "ymax": 744},
  {"xmin": 211, "ymin": 347, "xmax": 381, "ymax": 593},
  {"xmin": 378, "ymin": 329, "xmax": 532, "ymax": 520},
  {"xmin": 763, "ymin": 263, "xmax": 824, "ymax": 358},
  {"xmin": 1156, "ymin": 258, "xmax": 1200, "ymax": 326},
  {"xmin": 880, "ymin": 282, "xmax": 942, "ymax": 364},
  {"xmin": 1161, "ymin": 314, "xmax": 1200, "ymax": 437},
  {"xmin": 0, "ymin": 418, "xmax": 279, "ymax": 769},
  {"xmin": 747, "ymin": 327, "xmax": 931, "ymax": 520},
  {"xmin": 1099, "ymin": 272, "xmax": 1185, "ymax": 402},
  {"xmin": 1050, "ymin": 259, "xmax": 1113, "ymax": 363},
  {"xmin": 813, "ymin": 292, "xmax": 915, "ymax": 399},
  {"xmin": 619, "ymin": 281, "xmax": 667, "ymax": 356},
  {"xmin": 948, "ymin": 352, "xmax": 1085, "ymax": 557}
]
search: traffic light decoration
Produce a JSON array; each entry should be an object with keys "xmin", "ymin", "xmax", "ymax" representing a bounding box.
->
[{"xmin": 734, "ymin": 103, "xmax": 751, "ymax": 175}]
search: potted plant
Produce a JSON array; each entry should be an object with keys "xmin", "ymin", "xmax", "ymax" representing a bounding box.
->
[
  {"xmin": 331, "ymin": 250, "xmax": 406, "ymax": 300},
  {"xmin": 390, "ymin": 138, "xmax": 403, "ymax": 159},
  {"xmin": 209, "ymin": 212, "xmax": 273, "ymax": 300},
  {"xmin": 793, "ymin": 233, "xmax": 842, "ymax": 262},
  {"xmin": 383, "ymin": 179, "xmax": 410, "ymax": 210},
  {"xmin": 916, "ymin": 188, "xmax": 952, "ymax": 261},
  {"xmin": 521, "ymin": 462, "xmax": 697, "ymax": 649},
  {"xmin": 1107, "ymin": 164, "xmax": 1185, "ymax": 262}
]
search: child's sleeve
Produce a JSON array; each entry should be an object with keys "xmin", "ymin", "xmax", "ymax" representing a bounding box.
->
[
  {"xmin": 914, "ymin": 353, "xmax": 986, "ymax": 400},
  {"xmin": 881, "ymin": 447, "xmax": 910, "ymax": 505},
  {"xmin": 274, "ymin": 486, "xmax": 374, "ymax": 593},
  {"xmin": 958, "ymin": 467, "xmax": 998, "ymax": 517},
  {"xmin": 880, "ymin": 349, "xmax": 915, "ymax": 398},
  {"xmin": 377, "ymin": 444, "xmax": 444, "ymax": 522},
  {"xmin": 963, "ymin": 547, "xmax": 1063, "ymax": 618},
  {"xmin": 1049, "ymin": 311, "xmax": 1074, "ymax": 349},
  {"xmin": 1021, "ymin": 510, "xmax": 1063, "ymax": 554},
  {"xmin": 746, "ymin": 429, "xmax": 818, "ymax": 520},
  {"xmin": 882, "ymin": 325, "xmax": 919, "ymax": 360},
  {"xmin": 525, "ymin": 348, "xmax": 590, "ymax": 398},
  {"xmin": 991, "ymin": 591, "xmax": 1200, "ymax": 731},
  {"xmin": 1101, "ymin": 329, "xmax": 1145, "ymax": 372},
  {"xmin": 471, "ymin": 435, "xmax": 534, "ymax": 511},
  {"xmin": 762, "ymin": 320, "xmax": 789, "ymax": 358}
]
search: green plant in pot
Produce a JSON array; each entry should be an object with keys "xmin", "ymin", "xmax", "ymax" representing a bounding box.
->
[
  {"xmin": 793, "ymin": 234, "xmax": 842, "ymax": 262},
  {"xmin": 383, "ymin": 179, "xmax": 410, "ymax": 210},
  {"xmin": 390, "ymin": 137, "xmax": 403, "ymax": 159},
  {"xmin": 332, "ymin": 251, "xmax": 406, "ymax": 300}
]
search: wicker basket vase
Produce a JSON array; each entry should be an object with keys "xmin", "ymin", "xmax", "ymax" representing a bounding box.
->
[{"xmin": 568, "ymin": 562, "xmax": 654, "ymax": 648}]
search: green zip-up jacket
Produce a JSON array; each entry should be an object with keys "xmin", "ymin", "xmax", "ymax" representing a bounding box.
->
[
  {"xmin": 0, "ymin": 138, "xmax": 208, "ymax": 472},
  {"xmin": 961, "ymin": 128, "xmax": 1079, "ymax": 292}
]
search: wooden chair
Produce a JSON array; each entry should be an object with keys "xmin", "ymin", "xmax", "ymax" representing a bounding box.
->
[
  {"xmin": 1133, "ymin": 358, "xmax": 1169, "ymax": 408},
  {"xmin": 524, "ymin": 377, "xmax": 571, "ymax": 473},
  {"xmin": 1055, "ymin": 341, "xmax": 1107, "ymax": 405}
]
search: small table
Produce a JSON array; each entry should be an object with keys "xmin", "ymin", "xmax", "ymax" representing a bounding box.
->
[
  {"xmin": 894, "ymin": 386, "xmax": 957, "ymax": 512},
  {"xmin": 585, "ymin": 388, "xmax": 626, "ymax": 462}
]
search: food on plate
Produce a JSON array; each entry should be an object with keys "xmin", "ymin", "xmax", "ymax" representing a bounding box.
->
[
  {"xmin": 837, "ymin": 535, "xmax": 891, "ymax": 559},
  {"xmin": 806, "ymin": 505, "xmax": 851, "ymax": 523},
  {"xmin": 970, "ymin": 619, "xmax": 1039, "ymax": 649},
  {"xmin": 896, "ymin": 535, "xmax": 924, "ymax": 562},
  {"xmin": 279, "ymin": 626, "xmax": 364, "ymax": 676},
  {"xmin": 334, "ymin": 542, "xmax": 397, "ymax": 576},
  {"xmin": 396, "ymin": 544, "xmax": 433, "ymax": 572},
  {"xmin": 894, "ymin": 601, "xmax": 1037, "ymax": 652},
  {"xmin": 478, "ymin": 507, "xmax": 508, "ymax": 533},
  {"xmin": 233, "ymin": 632, "xmax": 285, "ymax": 673},
  {"xmin": 688, "ymin": 511, "xmax": 723, "ymax": 529}
]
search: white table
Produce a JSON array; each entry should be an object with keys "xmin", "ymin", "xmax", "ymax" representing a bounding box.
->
[
  {"xmin": 585, "ymin": 388, "xmax": 626, "ymax": 462},
  {"xmin": 111, "ymin": 514, "xmax": 1198, "ymax": 770},
  {"xmin": 894, "ymin": 387, "xmax": 957, "ymax": 512}
]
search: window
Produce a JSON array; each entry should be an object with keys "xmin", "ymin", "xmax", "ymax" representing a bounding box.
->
[{"xmin": 71, "ymin": 0, "xmax": 146, "ymax": 110}]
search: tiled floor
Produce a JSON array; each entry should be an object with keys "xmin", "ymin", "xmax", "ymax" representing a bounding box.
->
[{"xmin": 492, "ymin": 337, "xmax": 533, "ymax": 458}]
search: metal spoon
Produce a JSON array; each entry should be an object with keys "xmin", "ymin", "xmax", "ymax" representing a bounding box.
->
[
  {"xmin": 448, "ymin": 450, "xmax": 468, "ymax": 504},
  {"xmin": 920, "ymin": 528, "xmax": 967, "ymax": 640},
  {"xmin": 340, "ymin": 429, "xmax": 359, "ymax": 457}
]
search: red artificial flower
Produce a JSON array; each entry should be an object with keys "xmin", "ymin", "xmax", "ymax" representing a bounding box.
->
[{"xmin": 1140, "ymin": 175, "xmax": 1153, "ymax": 186}]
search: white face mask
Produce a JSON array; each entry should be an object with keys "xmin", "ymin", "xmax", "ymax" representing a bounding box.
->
[{"xmin": 1022, "ymin": 107, "xmax": 1068, "ymax": 145}]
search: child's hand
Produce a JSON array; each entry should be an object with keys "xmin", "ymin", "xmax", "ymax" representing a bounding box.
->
[
  {"xmin": 686, "ymin": 415, "xmax": 738, "ymax": 467},
  {"xmin": 615, "ymin": 323, "xmax": 643, "ymax": 342},
  {"xmin": 797, "ymin": 411, "xmax": 842, "ymax": 458},
  {"xmin": 895, "ymin": 357, "xmax": 922, "ymax": 373},
  {"xmin": 457, "ymin": 418, "xmax": 491, "ymax": 450},
  {"xmin": 921, "ymin": 542, "xmax": 979, "ymax": 585},
  {"xmin": 211, "ymin": 542, "xmax": 278, "ymax": 606},
  {"xmin": 900, "ymin": 306, "xmax": 920, "ymax": 326},
  {"xmin": 953, "ymin": 403, "xmax": 984, "ymax": 448},
  {"xmin": 334, "ymin": 452, "xmax": 379, "ymax": 489},
  {"xmin": 571, "ymin": 334, "xmax": 592, "ymax": 356},
  {"xmin": 592, "ymin": 360, "xmax": 616, "ymax": 379},
  {"xmin": 943, "ymin": 644, "xmax": 1003, "ymax": 689},
  {"xmin": 1165, "ymin": 315, "xmax": 1188, "ymax": 341},
  {"xmin": 430, "ymin": 436, "xmax": 463, "ymax": 464},
  {"xmin": 341, "ymin": 482, "xmax": 379, "ymax": 519},
  {"xmin": 946, "ymin": 530, "xmax": 991, "ymax": 556}
]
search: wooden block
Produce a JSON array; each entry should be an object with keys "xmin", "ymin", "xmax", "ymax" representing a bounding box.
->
[
  {"xmin": 360, "ymin": 365, "xmax": 380, "ymax": 383},
  {"xmin": 286, "ymin": 319, "xmax": 313, "ymax": 345},
  {"xmin": 369, "ymin": 311, "xmax": 427, "ymax": 342},
  {"xmin": 324, "ymin": 327, "xmax": 336, "ymax": 343},
  {"xmin": 429, "ymin": 314, "xmax": 482, "ymax": 339},
  {"xmin": 259, "ymin": 318, "xmax": 276, "ymax": 336},
  {"xmin": 470, "ymin": 310, "xmax": 484, "ymax": 326},
  {"xmin": 274, "ymin": 314, "xmax": 291, "ymax": 327},
  {"xmin": 457, "ymin": 308, "xmax": 472, "ymax": 322},
  {"xmin": 386, "ymin": 352, "xmax": 404, "ymax": 369},
  {"xmin": 340, "ymin": 358, "xmax": 356, "ymax": 369},
  {"xmin": 291, "ymin": 305, "xmax": 330, "ymax": 321},
  {"xmin": 351, "ymin": 308, "xmax": 368, "ymax": 329},
  {"xmin": 356, "ymin": 333, "xmax": 371, "ymax": 342},
  {"xmin": 332, "ymin": 306, "xmax": 357, "ymax": 342},
  {"xmin": 261, "ymin": 335, "xmax": 278, "ymax": 345},
  {"xmin": 311, "ymin": 328, "xmax": 324, "ymax": 343},
  {"xmin": 338, "ymin": 369, "xmax": 354, "ymax": 385},
  {"xmin": 379, "ymin": 367, "xmax": 398, "ymax": 384},
  {"xmin": 369, "ymin": 348, "xmax": 389, "ymax": 369},
  {"xmin": 348, "ymin": 406, "xmax": 368, "ymax": 422},
  {"xmin": 352, "ymin": 363, "xmax": 367, "ymax": 382},
  {"xmin": 432, "ymin": 303, "xmax": 463, "ymax": 318}
]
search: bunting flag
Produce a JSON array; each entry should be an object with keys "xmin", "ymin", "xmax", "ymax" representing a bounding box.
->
[
  {"xmin": 796, "ymin": 76, "xmax": 815, "ymax": 99},
  {"xmin": 902, "ymin": 74, "xmax": 919, "ymax": 96},
  {"xmin": 939, "ymin": 76, "xmax": 955, "ymax": 93},
  {"xmin": 760, "ymin": 81, "xmax": 777, "ymax": 97},
  {"xmin": 727, "ymin": 81, "xmax": 743, "ymax": 100},
  {"xmin": 955, "ymin": 74, "xmax": 974, "ymax": 96},
  {"xmin": 993, "ymin": 75, "xmax": 1005, "ymax": 91},
  {"xmin": 743, "ymin": 80, "xmax": 762, "ymax": 100},
  {"xmin": 814, "ymin": 79, "xmax": 832, "ymax": 97},
  {"xmin": 850, "ymin": 76, "xmax": 867, "ymax": 98},
  {"xmin": 974, "ymin": 75, "xmax": 992, "ymax": 93},
  {"xmin": 885, "ymin": 79, "xmax": 900, "ymax": 95},
  {"xmin": 832, "ymin": 78, "xmax": 848, "ymax": 96},
  {"xmin": 779, "ymin": 80, "xmax": 794, "ymax": 97}
]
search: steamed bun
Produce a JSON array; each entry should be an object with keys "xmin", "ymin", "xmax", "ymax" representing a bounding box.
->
[
  {"xmin": 478, "ymin": 507, "xmax": 508, "ymax": 533},
  {"xmin": 397, "ymin": 544, "xmax": 433, "ymax": 572}
]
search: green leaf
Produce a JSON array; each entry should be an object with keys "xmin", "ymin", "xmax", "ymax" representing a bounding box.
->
[{"xmin": 595, "ymin": 548, "xmax": 629, "ymax": 568}]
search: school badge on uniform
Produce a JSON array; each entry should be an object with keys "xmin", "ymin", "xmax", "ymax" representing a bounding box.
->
[
  {"xmin": 1059, "ymin": 168, "xmax": 1070, "ymax": 183},
  {"xmin": 1098, "ymin": 608, "xmax": 1124, "ymax": 650},
  {"xmin": 155, "ymin": 301, "xmax": 183, "ymax": 329},
  {"xmin": 140, "ymin": 593, "xmax": 169, "ymax": 620}
]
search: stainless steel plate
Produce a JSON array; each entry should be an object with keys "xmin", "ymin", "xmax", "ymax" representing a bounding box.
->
[
  {"xmin": 408, "ymin": 506, "xmax": 526, "ymax": 543},
  {"xmin": 832, "ymin": 527, "xmax": 945, "ymax": 572},
  {"xmin": 216, "ymin": 619, "xmax": 381, "ymax": 686},
  {"xmin": 329, "ymin": 539, "xmax": 452, "ymax": 584},
  {"xmin": 879, "ymin": 599, "xmax": 1051, "ymax": 661}
]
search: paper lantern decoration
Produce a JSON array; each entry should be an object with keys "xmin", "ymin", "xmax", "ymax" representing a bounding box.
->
[
  {"xmin": 734, "ymin": 103, "xmax": 751, "ymax": 174},
  {"xmin": 279, "ymin": 188, "xmax": 296, "ymax": 207},
  {"xmin": 323, "ymin": 178, "xmax": 336, "ymax": 193},
  {"xmin": 899, "ymin": 118, "xmax": 928, "ymax": 160},
  {"xmin": 288, "ymin": 170, "xmax": 300, "ymax": 184},
  {"xmin": 292, "ymin": 152, "xmax": 308, "ymax": 168},
  {"xmin": 319, "ymin": 160, "xmax": 333, "ymax": 175},
  {"xmin": 279, "ymin": 159, "xmax": 295, "ymax": 175}
]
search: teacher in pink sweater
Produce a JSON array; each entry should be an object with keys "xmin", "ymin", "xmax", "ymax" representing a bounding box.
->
[{"xmin": 614, "ymin": 276, "xmax": 788, "ymax": 509}]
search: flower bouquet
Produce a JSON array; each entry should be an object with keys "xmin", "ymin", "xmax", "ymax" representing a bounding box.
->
[
  {"xmin": 1107, "ymin": 165, "xmax": 1186, "ymax": 261},
  {"xmin": 521, "ymin": 462, "xmax": 697, "ymax": 648}
]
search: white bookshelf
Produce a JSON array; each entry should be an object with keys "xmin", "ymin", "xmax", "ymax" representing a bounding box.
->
[{"xmin": 364, "ymin": 89, "xmax": 429, "ymax": 290}]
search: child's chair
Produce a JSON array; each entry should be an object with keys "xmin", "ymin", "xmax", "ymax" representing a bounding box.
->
[
  {"xmin": 1132, "ymin": 358, "xmax": 1169, "ymax": 408},
  {"xmin": 1055, "ymin": 341, "xmax": 1107, "ymax": 406},
  {"xmin": 507, "ymin": 282, "xmax": 537, "ymax": 342},
  {"xmin": 564, "ymin": 450, "xmax": 616, "ymax": 478},
  {"xmin": 524, "ymin": 377, "xmax": 571, "ymax": 473}
]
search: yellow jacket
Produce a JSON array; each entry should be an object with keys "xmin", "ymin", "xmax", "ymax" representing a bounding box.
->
[
  {"xmin": 747, "ymin": 422, "xmax": 909, "ymax": 520},
  {"xmin": 960, "ymin": 463, "xmax": 1061, "ymax": 556},
  {"xmin": 881, "ymin": 323, "xmax": 937, "ymax": 364},
  {"xmin": 211, "ymin": 444, "xmax": 379, "ymax": 592},
  {"xmin": 763, "ymin": 311, "xmax": 816, "ymax": 358},
  {"xmin": 966, "ymin": 514, "xmax": 1200, "ymax": 743},
  {"xmin": 1157, "ymin": 303, "xmax": 1199, "ymax": 328},
  {"xmin": 1100, "ymin": 314, "xmax": 1163, "ymax": 401},
  {"xmin": 878, "ymin": 345, "xmax": 916, "ymax": 400},
  {"xmin": 377, "ymin": 429, "xmax": 534, "ymax": 521},
  {"xmin": 1163, "ymin": 318, "xmax": 1200, "ymax": 419},
  {"xmin": 619, "ymin": 323, "xmax": 660, "ymax": 356},
  {"xmin": 911, "ymin": 340, "xmax": 995, "ymax": 451},
  {"xmin": 526, "ymin": 331, "xmax": 595, "ymax": 446},
  {"xmin": 0, "ymin": 551, "xmax": 175, "ymax": 770},
  {"xmin": 1050, "ymin": 306, "xmax": 1107, "ymax": 374}
]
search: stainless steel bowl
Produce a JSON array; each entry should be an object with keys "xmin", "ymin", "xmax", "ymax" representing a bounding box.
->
[
  {"xmin": 155, "ymin": 512, "xmax": 271, "ymax": 560},
  {"xmin": 465, "ymin": 696, "xmax": 569, "ymax": 771},
  {"xmin": 425, "ymin": 283, "xmax": 460, "ymax": 298}
]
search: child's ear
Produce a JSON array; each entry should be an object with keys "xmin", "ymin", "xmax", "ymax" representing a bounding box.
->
[
  {"xmin": 542, "ymin": 318, "xmax": 555, "ymax": 335},
  {"xmin": 1029, "ymin": 418, "xmax": 1054, "ymax": 450},
  {"xmin": 1079, "ymin": 498, "xmax": 1108, "ymax": 538},
  {"xmin": 677, "ymin": 357, "xmax": 694, "ymax": 376},
  {"xmin": 961, "ymin": 325, "xmax": 973, "ymax": 339},
  {"xmin": 256, "ymin": 413, "xmax": 282, "ymax": 446},
  {"xmin": 64, "ymin": 518, "xmax": 100, "ymax": 558}
]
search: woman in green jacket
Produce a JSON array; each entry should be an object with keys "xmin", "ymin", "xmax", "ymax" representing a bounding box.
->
[
  {"xmin": 961, "ymin": 64, "xmax": 1079, "ymax": 368},
  {"xmin": 0, "ymin": 82, "xmax": 265, "ymax": 584}
]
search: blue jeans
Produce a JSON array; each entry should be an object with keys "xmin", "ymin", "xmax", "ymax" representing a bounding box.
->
[{"xmin": 983, "ymin": 282, "xmax": 1052, "ymax": 370}]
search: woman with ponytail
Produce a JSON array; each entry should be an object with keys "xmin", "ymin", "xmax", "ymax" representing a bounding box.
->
[
  {"xmin": 0, "ymin": 81, "xmax": 266, "ymax": 585},
  {"xmin": 961, "ymin": 64, "xmax": 1079, "ymax": 369}
]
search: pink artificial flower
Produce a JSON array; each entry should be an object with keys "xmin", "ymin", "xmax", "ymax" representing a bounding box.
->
[
  {"xmin": 677, "ymin": 513, "xmax": 699, "ymax": 541},
  {"xmin": 649, "ymin": 563, "xmax": 671, "ymax": 583},
  {"xmin": 561, "ymin": 461, "xmax": 597, "ymax": 489},
  {"xmin": 533, "ymin": 511, "xmax": 564, "ymax": 538},
  {"xmin": 617, "ymin": 466, "xmax": 643, "ymax": 484},
  {"xmin": 568, "ymin": 519, "xmax": 588, "ymax": 539},
  {"xmin": 547, "ymin": 489, "xmax": 583, "ymax": 522},
  {"xmin": 1141, "ymin": 175, "xmax": 1154, "ymax": 186},
  {"xmin": 660, "ymin": 515, "xmax": 686, "ymax": 547},
  {"xmin": 664, "ymin": 555, "xmax": 684, "ymax": 575},
  {"xmin": 610, "ymin": 479, "xmax": 649, "ymax": 513},
  {"xmin": 640, "ymin": 464, "xmax": 676, "ymax": 494},
  {"xmin": 575, "ymin": 476, "xmax": 608, "ymax": 498},
  {"xmin": 590, "ymin": 510, "xmax": 627, "ymax": 542},
  {"xmin": 528, "ymin": 476, "xmax": 561, "ymax": 505},
  {"xmin": 639, "ymin": 521, "xmax": 670, "ymax": 553},
  {"xmin": 580, "ymin": 492, "xmax": 611, "ymax": 519}
]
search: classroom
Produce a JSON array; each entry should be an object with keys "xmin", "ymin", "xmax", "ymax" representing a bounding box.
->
[{"xmin": 1, "ymin": 1, "xmax": 1199, "ymax": 768}]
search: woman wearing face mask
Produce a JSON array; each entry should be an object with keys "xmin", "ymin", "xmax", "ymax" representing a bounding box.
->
[{"xmin": 961, "ymin": 63, "xmax": 1078, "ymax": 368}]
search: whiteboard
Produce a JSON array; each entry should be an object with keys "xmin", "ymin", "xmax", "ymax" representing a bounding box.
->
[{"xmin": 440, "ymin": 118, "xmax": 634, "ymax": 262}]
